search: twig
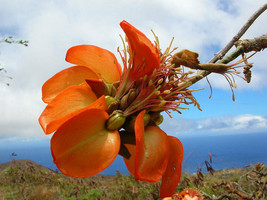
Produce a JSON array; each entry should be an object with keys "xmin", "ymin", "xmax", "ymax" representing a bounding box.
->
[
  {"xmin": 0, "ymin": 36, "xmax": 29, "ymax": 46},
  {"xmin": 235, "ymin": 34, "xmax": 267, "ymax": 53},
  {"xmin": 202, "ymin": 192, "xmax": 232, "ymax": 200},
  {"xmin": 178, "ymin": 4, "xmax": 267, "ymax": 87},
  {"xmin": 209, "ymin": 3, "xmax": 267, "ymax": 63},
  {"xmin": 219, "ymin": 34, "xmax": 267, "ymax": 64}
]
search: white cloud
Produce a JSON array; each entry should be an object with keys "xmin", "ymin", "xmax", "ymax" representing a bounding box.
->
[
  {"xmin": 161, "ymin": 114, "xmax": 267, "ymax": 136},
  {"xmin": 0, "ymin": 0, "xmax": 266, "ymax": 140},
  {"xmin": 160, "ymin": 116, "xmax": 197, "ymax": 134},
  {"xmin": 0, "ymin": 86, "xmax": 45, "ymax": 139}
]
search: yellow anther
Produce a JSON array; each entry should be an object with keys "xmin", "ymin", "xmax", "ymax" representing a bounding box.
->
[
  {"xmin": 152, "ymin": 68, "xmax": 157, "ymax": 77},
  {"xmin": 157, "ymin": 78, "xmax": 164, "ymax": 85},
  {"xmin": 163, "ymin": 90, "xmax": 171, "ymax": 94},
  {"xmin": 172, "ymin": 100, "xmax": 181, "ymax": 104},
  {"xmin": 149, "ymin": 79, "xmax": 154, "ymax": 86},
  {"xmin": 155, "ymin": 91, "xmax": 160, "ymax": 95},
  {"xmin": 143, "ymin": 74, "xmax": 148, "ymax": 82}
]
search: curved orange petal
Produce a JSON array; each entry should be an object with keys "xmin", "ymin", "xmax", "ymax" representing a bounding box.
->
[
  {"xmin": 133, "ymin": 110, "xmax": 146, "ymax": 177},
  {"xmin": 124, "ymin": 110, "xmax": 170, "ymax": 182},
  {"xmin": 51, "ymin": 109, "xmax": 120, "ymax": 178},
  {"xmin": 120, "ymin": 20, "xmax": 160, "ymax": 78},
  {"xmin": 65, "ymin": 45, "xmax": 122, "ymax": 83},
  {"xmin": 42, "ymin": 66, "xmax": 99, "ymax": 103},
  {"xmin": 39, "ymin": 84, "xmax": 107, "ymax": 135},
  {"xmin": 160, "ymin": 136, "xmax": 184, "ymax": 198},
  {"xmin": 123, "ymin": 144, "xmax": 136, "ymax": 174},
  {"xmin": 85, "ymin": 78, "xmax": 105, "ymax": 97}
]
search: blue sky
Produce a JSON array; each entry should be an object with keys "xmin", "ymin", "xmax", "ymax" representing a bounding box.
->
[{"xmin": 0, "ymin": 0, "xmax": 266, "ymax": 143}]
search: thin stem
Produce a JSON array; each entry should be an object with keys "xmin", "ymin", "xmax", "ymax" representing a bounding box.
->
[
  {"xmin": 178, "ymin": 4, "xmax": 267, "ymax": 87},
  {"xmin": 210, "ymin": 3, "xmax": 267, "ymax": 63}
]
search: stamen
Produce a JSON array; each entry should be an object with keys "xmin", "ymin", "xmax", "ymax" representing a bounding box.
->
[
  {"xmin": 155, "ymin": 91, "xmax": 160, "ymax": 95},
  {"xmin": 116, "ymin": 29, "xmax": 204, "ymax": 117},
  {"xmin": 157, "ymin": 78, "xmax": 164, "ymax": 85},
  {"xmin": 119, "ymin": 35, "xmax": 127, "ymax": 65},
  {"xmin": 162, "ymin": 37, "xmax": 175, "ymax": 58},
  {"xmin": 152, "ymin": 68, "xmax": 157, "ymax": 77},
  {"xmin": 163, "ymin": 90, "xmax": 171, "ymax": 94},
  {"xmin": 151, "ymin": 29, "xmax": 160, "ymax": 51},
  {"xmin": 143, "ymin": 74, "xmax": 148, "ymax": 82},
  {"xmin": 149, "ymin": 79, "xmax": 153, "ymax": 87}
]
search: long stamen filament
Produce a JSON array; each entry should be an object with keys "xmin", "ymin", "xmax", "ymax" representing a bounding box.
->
[
  {"xmin": 115, "ymin": 36, "xmax": 132, "ymax": 99},
  {"xmin": 124, "ymin": 85, "xmax": 162, "ymax": 116}
]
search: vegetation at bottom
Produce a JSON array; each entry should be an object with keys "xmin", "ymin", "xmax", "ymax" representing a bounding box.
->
[{"xmin": 0, "ymin": 159, "xmax": 266, "ymax": 200}]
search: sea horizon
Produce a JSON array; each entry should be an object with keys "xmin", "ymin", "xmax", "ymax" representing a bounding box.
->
[{"xmin": 1, "ymin": 132, "xmax": 266, "ymax": 175}]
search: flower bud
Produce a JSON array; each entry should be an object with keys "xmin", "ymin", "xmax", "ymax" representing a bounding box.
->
[
  {"xmin": 107, "ymin": 101, "xmax": 119, "ymax": 114},
  {"xmin": 105, "ymin": 96, "xmax": 117, "ymax": 107},
  {"xmin": 104, "ymin": 83, "xmax": 117, "ymax": 96},
  {"xmin": 106, "ymin": 112, "xmax": 126, "ymax": 131},
  {"xmin": 127, "ymin": 89, "xmax": 137, "ymax": 105},
  {"xmin": 150, "ymin": 112, "xmax": 164, "ymax": 125},
  {"xmin": 143, "ymin": 113, "xmax": 150, "ymax": 126},
  {"xmin": 120, "ymin": 95, "xmax": 128, "ymax": 110},
  {"xmin": 120, "ymin": 89, "xmax": 137, "ymax": 110},
  {"xmin": 155, "ymin": 114, "xmax": 163, "ymax": 125}
]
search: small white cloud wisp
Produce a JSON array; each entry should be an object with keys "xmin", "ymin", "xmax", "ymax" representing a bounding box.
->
[{"xmin": 161, "ymin": 114, "xmax": 267, "ymax": 137}]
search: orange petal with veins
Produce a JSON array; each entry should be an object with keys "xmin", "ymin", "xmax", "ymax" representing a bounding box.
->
[
  {"xmin": 42, "ymin": 66, "xmax": 99, "ymax": 103},
  {"xmin": 51, "ymin": 109, "xmax": 120, "ymax": 178},
  {"xmin": 160, "ymin": 136, "xmax": 184, "ymax": 198},
  {"xmin": 66, "ymin": 45, "xmax": 122, "ymax": 83},
  {"xmin": 120, "ymin": 21, "xmax": 160, "ymax": 78},
  {"xmin": 39, "ymin": 84, "xmax": 107, "ymax": 134},
  {"xmin": 124, "ymin": 110, "xmax": 170, "ymax": 182}
]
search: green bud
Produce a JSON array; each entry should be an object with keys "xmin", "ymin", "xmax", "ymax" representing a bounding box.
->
[
  {"xmin": 105, "ymin": 96, "xmax": 117, "ymax": 107},
  {"xmin": 120, "ymin": 89, "xmax": 137, "ymax": 110},
  {"xmin": 150, "ymin": 112, "xmax": 164, "ymax": 126},
  {"xmin": 143, "ymin": 113, "xmax": 150, "ymax": 126},
  {"xmin": 155, "ymin": 114, "xmax": 163, "ymax": 125},
  {"xmin": 104, "ymin": 83, "xmax": 118, "ymax": 96},
  {"xmin": 127, "ymin": 89, "xmax": 137, "ymax": 104},
  {"xmin": 120, "ymin": 95, "xmax": 128, "ymax": 110},
  {"xmin": 106, "ymin": 112, "xmax": 126, "ymax": 131}
]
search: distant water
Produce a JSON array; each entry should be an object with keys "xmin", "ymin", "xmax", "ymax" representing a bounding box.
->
[{"xmin": 0, "ymin": 132, "xmax": 266, "ymax": 175}]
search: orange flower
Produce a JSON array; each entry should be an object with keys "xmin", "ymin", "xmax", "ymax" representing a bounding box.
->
[
  {"xmin": 123, "ymin": 110, "xmax": 184, "ymax": 198},
  {"xmin": 173, "ymin": 188, "xmax": 203, "ymax": 200},
  {"xmin": 39, "ymin": 20, "xmax": 199, "ymax": 198},
  {"xmin": 39, "ymin": 44, "xmax": 122, "ymax": 177}
]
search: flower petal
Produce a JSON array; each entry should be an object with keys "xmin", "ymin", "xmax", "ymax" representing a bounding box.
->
[
  {"xmin": 85, "ymin": 78, "xmax": 105, "ymax": 97},
  {"xmin": 42, "ymin": 66, "xmax": 99, "ymax": 103},
  {"xmin": 39, "ymin": 84, "xmax": 107, "ymax": 134},
  {"xmin": 124, "ymin": 110, "xmax": 170, "ymax": 182},
  {"xmin": 120, "ymin": 20, "xmax": 160, "ymax": 78},
  {"xmin": 65, "ymin": 45, "xmax": 122, "ymax": 83},
  {"xmin": 160, "ymin": 136, "xmax": 184, "ymax": 198},
  {"xmin": 51, "ymin": 109, "xmax": 120, "ymax": 178}
]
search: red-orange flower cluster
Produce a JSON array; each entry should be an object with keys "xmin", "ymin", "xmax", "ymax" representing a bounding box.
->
[
  {"xmin": 39, "ymin": 20, "xmax": 194, "ymax": 198},
  {"xmin": 173, "ymin": 188, "xmax": 203, "ymax": 200}
]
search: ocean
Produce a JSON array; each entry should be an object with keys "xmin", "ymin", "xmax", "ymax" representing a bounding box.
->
[{"xmin": 0, "ymin": 132, "xmax": 266, "ymax": 175}]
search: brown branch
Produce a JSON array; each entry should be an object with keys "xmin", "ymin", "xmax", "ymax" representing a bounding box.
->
[
  {"xmin": 235, "ymin": 34, "xmax": 267, "ymax": 53},
  {"xmin": 209, "ymin": 3, "xmax": 267, "ymax": 63},
  {"xmin": 178, "ymin": 4, "xmax": 267, "ymax": 88}
]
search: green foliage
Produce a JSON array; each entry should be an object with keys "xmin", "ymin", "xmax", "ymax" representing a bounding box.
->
[
  {"xmin": 0, "ymin": 36, "xmax": 28, "ymax": 46},
  {"xmin": 0, "ymin": 35, "xmax": 28, "ymax": 85},
  {"xmin": 0, "ymin": 160, "xmax": 266, "ymax": 200}
]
